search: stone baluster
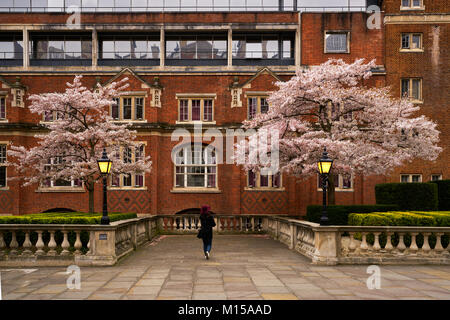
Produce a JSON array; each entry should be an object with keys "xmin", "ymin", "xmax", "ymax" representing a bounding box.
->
[
  {"xmin": 9, "ymin": 231, "xmax": 19, "ymax": 255},
  {"xmin": 240, "ymin": 217, "xmax": 244, "ymax": 231},
  {"xmin": 434, "ymin": 233, "xmax": 444, "ymax": 254},
  {"xmin": 87, "ymin": 232, "xmax": 92, "ymax": 255},
  {"xmin": 397, "ymin": 233, "xmax": 406, "ymax": 253},
  {"xmin": 385, "ymin": 232, "xmax": 394, "ymax": 252},
  {"xmin": 251, "ymin": 217, "xmax": 255, "ymax": 231},
  {"xmin": 421, "ymin": 233, "xmax": 431, "ymax": 255},
  {"xmin": 409, "ymin": 233, "xmax": 419, "ymax": 254},
  {"xmin": 74, "ymin": 231, "xmax": 82, "ymax": 255},
  {"xmin": 47, "ymin": 231, "xmax": 57, "ymax": 256},
  {"xmin": 0, "ymin": 231, "xmax": 5, "ymax": 256},
  {"xmin": 22, "ymin": 230, "xmax": 33, "ymax": 255},
  {"xmin": 360, "ymin": 232, "xmax": 368, "ymax": 252},
  {"xmin": 61, "ymin": 231, "xmax": 70, "ymax": 256},
  {"xmin": 35, "ymin": 230, "xmax": 45, "ymax": 255},
  {"xmin": 348, "ymin": 232, "xmax": 356, "ymax": 252},
  {"xmin": 373, "ymin": 232, "xmax": 381, "ymax": 251}
]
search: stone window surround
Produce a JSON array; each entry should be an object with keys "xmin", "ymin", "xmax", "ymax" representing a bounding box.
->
[
  {"xmin": 401, "ymin": 77, "xmax": 423, "ymax": 103},
  {"xmin": 111, "ymin": 92, "xmax": 148, "ymax": 123},
  {"xmin": 317, "ymin": 174, "xmax": 354, "ymax": 192},
  {"xmin": 245, "ymin": 92, "xmax": 270, "ymax": 120},
  {"xmin": 324, "ymin": 30, "xmax": 351, "ymax": 54},
  {"xmin": 245, "ymin": 170, "xmax": 284, "ymax": 191},
  {"xmin": 0, "ymin": 141, "xmax": 9, "ymax": 190},
  {"xmin": 109, "ymin": 142, "xmax": 147, "ymax": 191},
  {"xmin": 400, "ymin": 32, "xmax": 424, "ymax": 52},
  {"xmin": 175, "ymin": 93, "xmax": 216, "ymax": 124},
  {"xmin": 400, "ymin": 173, "xmax": 422, "ymax": 183}
]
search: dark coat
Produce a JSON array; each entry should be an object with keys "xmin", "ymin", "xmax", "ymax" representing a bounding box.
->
[{"xmin": 200, "ymin": 214, "xmax": 216, "ymax": 242}]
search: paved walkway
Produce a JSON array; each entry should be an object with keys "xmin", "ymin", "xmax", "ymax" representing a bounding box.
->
[{"xmin": 1, "ymin": 235, "xmax": 449, "ymax": 300}]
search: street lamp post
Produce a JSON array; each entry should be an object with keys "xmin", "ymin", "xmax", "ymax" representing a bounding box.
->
[
  {"xmin": 317, "ymin": 148, "xmax": 333, "ymax": 226},
  {"xmin": 97, "ymin": 148, "xmax": 112, "ymax": 225}
]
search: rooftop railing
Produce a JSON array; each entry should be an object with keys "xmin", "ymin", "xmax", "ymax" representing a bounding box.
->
[{"xmin": 0, "ymin": 0, "xmax": 370, "ymax": 13}]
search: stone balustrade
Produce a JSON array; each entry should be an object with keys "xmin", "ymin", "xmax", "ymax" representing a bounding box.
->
[{"xmin": 0, "ymin": 214, "xmax": 448, "ymax": 266}]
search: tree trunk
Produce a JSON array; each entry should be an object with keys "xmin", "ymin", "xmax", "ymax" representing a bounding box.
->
[
  {"xmin": 328, "ymin": 174, "xmax": 336, "ymax": 205},
  {"xmin": 87, "ymin": 182, "xmax": 95, "ymax": 213}
]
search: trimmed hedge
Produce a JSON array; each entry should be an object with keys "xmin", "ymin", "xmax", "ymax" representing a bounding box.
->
[
  {"xmin": 0, "ymin": 212, "xmax": 137, "ymax": 225},
  {"xmin": 305, "ymin": 205, "xmax": 399, "ymax": 225},
  {"xmin": 347, "ymin": 211, "xmax": 450, "ymax": 249},
  {"xmin": 430, "ymin": 180, "xmax": 450, "ymax": 211},
  {"xmin": 348, "ymin": 211, "xmax": 450, "ymax": 227},
  {"xmin": 375, "ymin": 183, "xmax": 438, "ymax": 211}
]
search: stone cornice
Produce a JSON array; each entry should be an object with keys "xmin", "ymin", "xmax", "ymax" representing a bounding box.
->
[{"xmin": 384, "ymin": 14, "xmax": 450, "ymax": 24}]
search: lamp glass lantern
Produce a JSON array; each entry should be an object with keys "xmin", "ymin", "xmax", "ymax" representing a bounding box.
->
[
  {"xmin": 97, "ymin": 149, "xmax": 112, "ymax": 175},
  {"xmin": 317, "ymin": 151, "xmax": 333, "ymax": 175}
]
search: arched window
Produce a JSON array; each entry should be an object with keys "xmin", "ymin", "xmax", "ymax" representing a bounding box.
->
[{"xmin": 174, "ymin": 144, "xmax": 217, "ymax": 189}]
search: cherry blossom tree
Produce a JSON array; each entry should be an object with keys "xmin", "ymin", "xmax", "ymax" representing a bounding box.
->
[
  {"xmin": 8, "ymin": 75, "xmax": 152, "ymax": 213},
  {"xmin": 236, "ymin": 59, "xmax": 441, "ymax": 204}
]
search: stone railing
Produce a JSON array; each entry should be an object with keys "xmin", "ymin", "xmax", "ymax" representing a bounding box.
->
[
  {"xmin": 156, "ymin": 214, "xmax": 266, "ymax": 234},
  {"xmin": 0, "ymin": 214, "xmax": 448, "ymax": 266},
  {"xmin": 265, "ymin": 218, "xmax": 450, "ymax": 265}
]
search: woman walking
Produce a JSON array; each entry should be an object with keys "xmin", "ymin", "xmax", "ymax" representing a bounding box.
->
[{"xmin": 199, "ymin": 205, "xmax": 216, "ymax": 259}]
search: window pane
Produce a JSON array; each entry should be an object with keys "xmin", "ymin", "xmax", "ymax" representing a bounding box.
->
[
  {"xmin": 123, "ymin": 174, "xmax": 132, "ymax": 186},
  {"xmin": 148, "ymin": 40, "xmax": 160, "ymax": 59},
  {"xmin": 65, "ymin": 40, "xmax": 81, "ymax": 58},
  {"xmin": 135, "ymin": 97, "xmax": 143, "ymax": 120},
  {"xmin": 402, "ymin": 0, "xmax": 410, "ymax": 6},
  {"xmin": 401, "ymin": 79, "xmax": 409, "ymax": 98},
  {"xmin": 0, "ymin": 145, "xmax": 6, "ymax": 163},
  {"xmin": 48, "ymin": 40, "xmax": 64, "ymax": 58},
  {"xmin": 401, "ymin": 34, "xmax": 410, "ymax": 49},
  {"xmin": 0, "ymin": 166, "xmax": 6, "ymax": 187},
  {"xmin": 246, "ymin": 42, "xmax": 262, "ymax": 58},
  {"xmin": 54, "ymin": 178, "xmax": 71, "ymax": 187},
  {"xmin": 115, "ymin": 40, "xmax": 131, "ymax": 58},
  {"xmin": 248, "ymin": 170, "xmax": 255, "ymax": 187},
  {"xmin": 187, "ymin": 174, "xmax": 205, "ymax": 187},
  {"xmin": 325, "ymin": 33, "xmax": 347, "ymax": 53},
  {"xmin": 0, "ymin": 41, "xmax": 14, "ymax": 59},
  {"xmin": 401, "ymin": 175, "xmax": 409, "ymax": 183},
  {"xmin": 102, "ymin": 40, "xmax": 114, "ymax": 59},
  {"xmin": 412, "ymin": 175, "xmax": 421, "ymax": 182},
  {"xmin": 166, "ymin": 40, "xmax": 180, "ymax": 59},
  {"xmin": 412, "ymin": 34, "xmax": 421, "ymax": 49},
  {"xmin": 248, "ymin": 97, "xmax": 257, "ymax": 119},
  {"xmin": 0, "ymin": 98, "xmax": 5, "ymax": 119},
  {"xmin": 175, "ymin": 173, "xmax": 185, "ymax": 187},
  {"xmin": 232, "ymin": 40, "xmax": 245, "ymax": 58},
  {"xmin": 412, "ymin": 79, "xmax": 420, "ymax": 100},
  {"xmin": 179, "ymin": 100, "xmax": 189, "ymax": 121},
  {"xmin": 191, "ymin": 100, "xmax": 201, "ymax": 121},
  {"xmin": 260, "ymin": 174, "xmax": 269, "ymax": 187},
  {"xmin": 123, "ymin": 97, "xmax": 132, "ymax": 119},
  {"xmin": 135, "ymin": 174, "xmax": 143, "ymax": 187},
  {"xmin": 272, "ymin": 172, "xmax": 280, "ymax": 188},
  {"xmin": 203, "ymin": 99, "xmax": 213, "ymax": 121},
  {"xmin": 342, "ymin": 176, "xmax": 352, "ymax": 189},
  {"xmin": 412, "ymin": 0, "xmax": 421, "ymax": 6},
  {"xmin": 180, "ymin": 40, "xmax": 196, "ymax": 59},
  {"xmin": 111, "ymin": 174, "xmax": 120, "ymax": 187},
  {"xmin": 133, "ymin": 40, "xmax": 147, "ymax": 59},
  {"xmin": 111, "ymin": 98, "xmax": 119, "ymax": 119},
  {"xmin": 282, "ymin": 40, "xmax": 291, "ymax": 58},
  {"xmin": 260, "ymin": 98, "xmax": 269, "ymax": 114},
  {"xmin": 213, "ymin": 40, "xmax": 226, "ymax": 59},
  {"xmin": 263, "ymin": 40, "xmax": 278, "ymax": 59},
  {"xmin": 197, "ymin": 38, "xmax": 212, "ymax": 59},
  {"xmin": 124, "ymin": 147, "xmax": 132, "ymax": 163}
]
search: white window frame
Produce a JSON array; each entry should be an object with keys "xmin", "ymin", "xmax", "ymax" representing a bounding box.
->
[
  {"xmin": 0, "ymin": 96, "xmax": 7, "ymax": 122},
  {"xmin": 245, "ymin": 170, "xmax": 284, "ymax": 191},
  {"xmin": 400, "ymin": 33, "xmax": 423, "ymax": 52},
  {"xmin": 401, "ymin": 78, "xmax": 423, "ymax": 102},
  {"xmin": 400, "ymin": 174, "xmax": 422, "ymax": 183},
  {"xmin": 431, "ymin": 174, "xmax": 442, "ymax": 182},
  {"xmin": 324, "ymin": 31, "xmax": 350, "ymax": 54},
  {"xmin": 173, "ymin": 145, "xmax": 218, "ymax": 190},
  {"xmin": 40, "ymin": 157, "xmax": 84, "ymax": 191},
  {"xmin": 400, "ymin": 0, "xmax": 425, "ymax": 10},
  {"xmin": 110, "ymin": 95, "xmax": 146, "ymax": 122},
  {"xmin": 176, "ymin": 96, "xmax": 216, "ymax": 124},
  {"xmin": 247, "ymin": 95, "xmax": 269, "ymax": 120},
  {"xmin": 109, "ymin": 144, "xmax": 147, "ymax": 190},
  {"xmin": 0, "ymin": 143, "xmax": 8, "ymax": 189}
]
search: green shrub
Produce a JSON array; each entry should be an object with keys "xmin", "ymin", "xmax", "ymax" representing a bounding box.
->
[
  {"xmin": 0, "ymin": 212, "xmax": 137, "ymax": 225},
  {"xmin": 348, "ymin": 211, "xmax": 450, "ymax": 227},
  {"xmin": 430, "ymin": 180, "xmax": 450, "ymax": 211},
  {"xmin": 305, "ymin": 204, "xmax": 399, "ymax": 225},
  {"xmin": 375, "ymin": 183, "xmax": 438, "ymax": 210}
]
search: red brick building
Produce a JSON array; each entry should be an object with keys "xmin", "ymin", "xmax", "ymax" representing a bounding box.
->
[{"xmin": 0, "ymin": 1, "xmax": 447, "ymax": 216}]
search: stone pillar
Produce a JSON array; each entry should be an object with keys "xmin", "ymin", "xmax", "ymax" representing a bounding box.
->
[
  {"xmin": 311, "ymin": 226, "xmax": 339, "ymax": 265},
  {"xmin": 82, "ymin": 229, "xmax": 117, "ymax": 266},
  {"xmin": 227, "ymin": 28, "xmax": 232, "ymax": 68},
  {"xmin": 92, "ymin": 29, "xmax": 98, "ymax": 68},
  {"xmin": 160, "ymin": 28, "xmax": 165, "ymax": 67},
  {"xmin": 295, "ymin": 12, "xmax": 301, "ymax": 67},
  {"xmin": 23, "ymin": 28, "xmax": 29, "ymax": 69}
]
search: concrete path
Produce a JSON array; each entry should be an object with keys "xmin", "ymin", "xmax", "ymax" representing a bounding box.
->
[{"xmin": 1, "ymin": 235, "xmax": 449, "ymax": 300}]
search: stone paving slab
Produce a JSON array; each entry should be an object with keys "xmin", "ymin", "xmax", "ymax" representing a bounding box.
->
[{"xmin": 0, "ymin": 235, "xmax": 449, "ymax": 300}]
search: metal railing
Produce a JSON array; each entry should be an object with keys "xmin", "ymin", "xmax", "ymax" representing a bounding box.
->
[
  {"xmin": 0, "ymin": 0, "xmax": 369, "ymax": 13},
  {"xmin": 29, "ymin": 51, "xmax": 92, "ymax": 59}
]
